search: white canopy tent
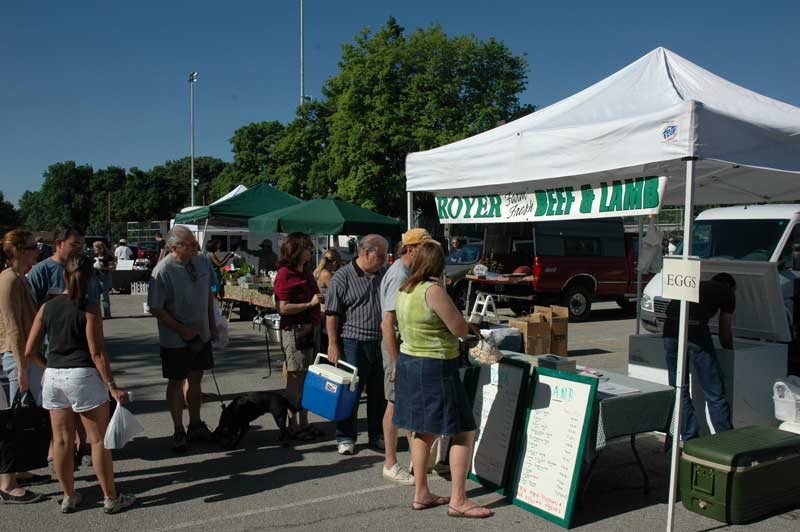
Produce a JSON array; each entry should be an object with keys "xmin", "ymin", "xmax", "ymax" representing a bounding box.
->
[{"xmin": 405, "ymin": 47, "xmax": 800, "ymax": 531}]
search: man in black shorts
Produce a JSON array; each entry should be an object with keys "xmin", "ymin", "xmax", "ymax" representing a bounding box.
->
[{"xmin": 148, "ymin": 225, "xmax": 217, "ymax": 451}]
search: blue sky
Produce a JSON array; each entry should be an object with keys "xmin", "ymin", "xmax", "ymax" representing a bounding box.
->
[{"xmin": 1, "ymin": 1, "xmax": 798, "ymax": 206}]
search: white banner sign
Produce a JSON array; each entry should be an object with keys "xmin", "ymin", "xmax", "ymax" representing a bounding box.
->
[
  {"xmin": 662, "ymin": 256, "xmax": 701, "ymax": 303},
  {"xmin": 435, "ymin": 176, "xmax": 667, "ymax": 224}
]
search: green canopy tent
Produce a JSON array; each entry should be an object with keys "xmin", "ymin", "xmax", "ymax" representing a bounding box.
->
[
  {"xmin": 174, "ymin": 183, "xmax": 301, "ymax": 225},
  {"xmin": 248, "ymin": 196, "xmax": 402, "ymax": 237}
]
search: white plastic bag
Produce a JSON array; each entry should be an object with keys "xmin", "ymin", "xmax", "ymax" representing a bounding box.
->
[
  {"xmin": 104, "ymin": 399, "xmax": 144, "ymax": 450},
  {"xmin": 638, "ymin": 218, "xmax": 664, "ymax": 274},
  {"xmin": 212, "ymin": 299, "xmax": 229, "ymax": 349}
]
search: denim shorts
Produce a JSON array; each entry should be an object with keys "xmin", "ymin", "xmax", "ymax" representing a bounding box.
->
[
  {"xmin": 42, "ymin": 367, "xmax": 109, "ymax": 413},
  {"xmin": 392, "ymin": 353, "xmax": 476, "ymax": 436}
]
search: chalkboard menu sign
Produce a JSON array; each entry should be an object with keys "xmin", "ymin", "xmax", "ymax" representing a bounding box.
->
[
  {"xmin": 468, "ymin": 358, "xmax": 530, "ymax": 493},
  {"xmin": 510, "ymin": 368, "xmax": 597, "ymax": 528}
]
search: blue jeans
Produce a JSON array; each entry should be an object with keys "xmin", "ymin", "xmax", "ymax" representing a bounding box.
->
[
  {"xmin": 335, "ymin": 339, "xmax": 386, "ymax": 444},
  {"xmin": 3, "ymin": 351, "xmax": 44, "ymax": 405},
  {"xmin": 664, "ymin": 335, "xmax": 732, "ymax": 441},
  {"xmin": 97, "ymin": 271, "xmax": 112, "ymax": 318}
]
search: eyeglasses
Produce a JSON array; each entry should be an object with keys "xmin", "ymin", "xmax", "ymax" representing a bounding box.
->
[{"xmin": 185, "ymin": 262, "xmax": 198, "ymax": 282}]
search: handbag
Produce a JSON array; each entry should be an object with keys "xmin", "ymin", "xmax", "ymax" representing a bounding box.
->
[{"xmin": 0, "ymin": 391, "xmax": 53, "ymax": 473}]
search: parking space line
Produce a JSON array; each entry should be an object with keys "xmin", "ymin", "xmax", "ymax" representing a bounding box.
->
[{"xmin": 147, "ymin": 483, "xmax": 403, "ymax": 532}]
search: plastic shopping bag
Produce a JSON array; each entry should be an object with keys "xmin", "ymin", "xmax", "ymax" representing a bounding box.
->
[
  {"xmin": 212, "ymin": 299, "xmax": 229, "ymax": 349},
  {"xmin": 104, "ymin": 399, "xmax": 144, "ymax": 450}
]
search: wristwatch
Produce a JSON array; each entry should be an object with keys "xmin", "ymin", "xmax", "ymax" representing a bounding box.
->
[{"xmin": 106, "ymin": 379, "xmax": 117, "ymax": 389}]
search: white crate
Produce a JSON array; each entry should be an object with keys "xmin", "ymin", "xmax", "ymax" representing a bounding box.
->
[{"xmin": 131, "ymin": 282, "xmax": 149, "ymax": 296}]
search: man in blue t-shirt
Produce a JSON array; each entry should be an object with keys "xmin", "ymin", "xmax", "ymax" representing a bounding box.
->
[{"xmin": 28, "ymin": 226, "xmax": 102, "ymax": 311}]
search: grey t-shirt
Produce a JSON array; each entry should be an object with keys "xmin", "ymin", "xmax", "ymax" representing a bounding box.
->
[
  {"xmin": 147, "ymin": 254, "xmax": 213, "ymax": 348},
  {"xmin": 28, "ymin": 257, "xmax": 102, "ymax": 307},
  {"xmin": 380, "ymin": 259, "xmax": 411, "ymax": 314}
]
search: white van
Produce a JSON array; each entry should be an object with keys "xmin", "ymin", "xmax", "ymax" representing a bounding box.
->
[{"xmin": 640, "ymin": 204, "xmax": 800, "ymax": 332}]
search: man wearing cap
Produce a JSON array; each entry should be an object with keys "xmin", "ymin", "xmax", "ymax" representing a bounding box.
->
[
  {"xmin": 378, "ymin": 228, "xmax": 437, "ymax": 484},
  {"xmin": 114, "ymin": 239, "xmax": 133, "ymax": 261}
]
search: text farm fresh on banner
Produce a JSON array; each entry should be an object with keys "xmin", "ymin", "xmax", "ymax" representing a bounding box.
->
[{"xmin": 436, "ymin": 176, "xmax": 666, "ymax": 224}]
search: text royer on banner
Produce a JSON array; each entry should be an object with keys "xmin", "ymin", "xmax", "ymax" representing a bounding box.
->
[{"xmin": 435, "ymin": 176, "xmax": 666, "ymax": 224}]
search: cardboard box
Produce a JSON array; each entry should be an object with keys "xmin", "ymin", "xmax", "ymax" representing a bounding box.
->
[
  {"xmin": 509, "ymin": 313, "xmax": 551, "ymax": 355},
  {"xmin": 534, "ymin": 305, "xmax": 570, "ymax": 356}
]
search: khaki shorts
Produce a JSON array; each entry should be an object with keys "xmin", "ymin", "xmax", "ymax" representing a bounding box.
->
[
  {"xmin": 281, "ymin": 323, "xmax": 320, "ymax": 372},
  {"xmin": 381, "ymin": 336, "xmax": 399, "ymax": 402}
]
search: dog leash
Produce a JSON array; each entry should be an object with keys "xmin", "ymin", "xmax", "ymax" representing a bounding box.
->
[{"xmin": 209, "ymin": 367, "xmax": 226, "ymax": 409}]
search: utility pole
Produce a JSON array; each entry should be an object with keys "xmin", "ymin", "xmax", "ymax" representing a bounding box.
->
[
  {"xmin": 300, "ymin": 0, "xmax": 304, "ymax": 105},
  {"xmin": 188, "ymin": 71, "xmax": 198, "ymax": 206}
]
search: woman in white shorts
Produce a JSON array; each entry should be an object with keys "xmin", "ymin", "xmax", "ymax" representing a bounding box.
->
[{"xmin": 25, "ymin": 254, "xmax": 135, "ymax": 514}]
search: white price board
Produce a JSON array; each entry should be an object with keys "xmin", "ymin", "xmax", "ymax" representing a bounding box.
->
[
  {"xmin": 511, "ymin": 368, "xmax": 597, "ymax": 528},
  {"xmin": 468, "ymin": 359, "xmax": 529, "ymax": 493}
]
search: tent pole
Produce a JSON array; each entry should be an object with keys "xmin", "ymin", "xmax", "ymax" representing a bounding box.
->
[
  {"xmin": 666, "ymin": 157, "xmax": 697, "ymax": 532},
  {"xmin": 406, "ymin": 192, "xmax": 414, "ymax": 230},
  {"xmin": 636, "ymin": 216, "xmax": 644, "ymax": 335},
  {"xmin": 199, "ymin": 218, "xmax": 209, "ymax": 250}
]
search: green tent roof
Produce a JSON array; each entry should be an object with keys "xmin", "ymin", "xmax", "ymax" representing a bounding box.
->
[
  {"xmin": 174, "ymin": 183, "xmax": 302, "ymax": 224},
  {"xmin": 248, "ymin": 197, "xmax": 402, "ymax": 236}
]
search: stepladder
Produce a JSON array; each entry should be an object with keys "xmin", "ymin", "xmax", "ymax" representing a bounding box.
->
[{"xmin": 469, "ymin": 292, "xmax": 499, "ymax": 324}]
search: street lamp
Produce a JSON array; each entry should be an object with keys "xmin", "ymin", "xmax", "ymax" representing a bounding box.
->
[{"xmin": 188, "ymin": 71, "xmax": 198, "ymax": 206}]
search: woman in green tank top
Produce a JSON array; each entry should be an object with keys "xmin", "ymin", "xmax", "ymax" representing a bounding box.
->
[{"xmin": 393, "ymin": 242, "xmax": 493, "ymax": 519}]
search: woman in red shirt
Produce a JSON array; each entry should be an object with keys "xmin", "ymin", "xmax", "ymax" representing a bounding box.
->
[{"xmin": 274, "ymin": 233, "xmax": 323, "ymax": 440}]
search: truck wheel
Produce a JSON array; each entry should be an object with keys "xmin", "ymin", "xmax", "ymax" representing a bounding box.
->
[
  {"xmin": 562, "ymin": 285, "xmax": 592, "ymax": 322},
  {"xmin": 615, "ymin": 296, "xmax": 636, "ymax": 316}
]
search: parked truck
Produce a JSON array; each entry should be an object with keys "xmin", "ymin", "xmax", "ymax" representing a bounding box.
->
[{"xmin": 448, "ymin": 218, "xmax": 649, "ymax": 321}]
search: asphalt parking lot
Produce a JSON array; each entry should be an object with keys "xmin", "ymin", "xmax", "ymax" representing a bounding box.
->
[{"xmin": 2, "ymin": 296, "xmax": 798, "ymax": 532}]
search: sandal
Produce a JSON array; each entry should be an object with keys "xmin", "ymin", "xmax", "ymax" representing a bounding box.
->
[
  {"xmin": 412, "ymin": 495, "xmax": 450, "ymax": 510},
  {"xmin": 447, "ymin": 505, "xmax": 494, "ymax": 519}
]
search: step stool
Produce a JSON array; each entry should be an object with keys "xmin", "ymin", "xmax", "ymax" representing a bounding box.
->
[{"xmin": 469, "ymin": 292, "xmax": 499, "ymax": 324}]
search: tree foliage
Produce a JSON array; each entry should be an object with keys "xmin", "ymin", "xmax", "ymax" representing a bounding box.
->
[{"xmin": 0, "ymin": 192, "xmax": 21, "ymax": 235}]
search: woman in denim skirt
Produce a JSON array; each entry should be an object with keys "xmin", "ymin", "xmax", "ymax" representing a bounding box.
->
[{"xmin": 393, "ymin": 242, "xmax": 493, "ymax": 519}]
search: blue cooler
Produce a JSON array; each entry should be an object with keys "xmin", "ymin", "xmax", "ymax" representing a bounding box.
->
[{"xmin": 302, "ymin": 354, "xmax": 360, "ymax": 421}]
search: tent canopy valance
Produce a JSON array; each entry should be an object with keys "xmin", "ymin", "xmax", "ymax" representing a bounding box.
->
[
  {"xmin": 406, "ymin": 47, "xmax": 800, "ymax": 205},
  {"xmin": 248, "ymin": 196, "xmax": 402, "ymax": 237},
  {"xmin": 174, "ymin": 183, "xmax": 302, "ymax": 225}
]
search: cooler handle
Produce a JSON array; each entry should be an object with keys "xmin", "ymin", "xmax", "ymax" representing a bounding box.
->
[{"xmin": 313, "ymin": 353, "xmax": 359, "ymax": 391}]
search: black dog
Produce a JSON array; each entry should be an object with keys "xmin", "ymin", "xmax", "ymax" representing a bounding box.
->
[{"xmin": 214, "ymin": 391, "xmax": 295, "ymax": 450}]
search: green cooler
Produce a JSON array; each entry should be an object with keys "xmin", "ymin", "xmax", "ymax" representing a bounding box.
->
[{"xmin": 680, "ymin": 426, "xmax": 800, "ymax": 524}]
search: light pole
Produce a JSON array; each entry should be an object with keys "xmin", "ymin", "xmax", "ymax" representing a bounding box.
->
[
  {"xmin": 188, "ymin": 71, "xmax": 198, "ymax": 206},
  {"xmin": 300, "ymin": 0, "xmax": 304, "ymax": 106}
]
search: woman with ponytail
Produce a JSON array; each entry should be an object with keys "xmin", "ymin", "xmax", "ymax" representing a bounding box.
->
[
  {"xmin": 25, "ymin": 254, "xmax": 136, "ymax": 514},
  {"xmin": 0, "ymin": 229, "xmax": 47, "ymax": 503}
]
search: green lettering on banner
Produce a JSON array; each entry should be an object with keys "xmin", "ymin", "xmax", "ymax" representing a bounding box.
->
[
  {"xmin": 643, "ymin": 176, "xmax": 660, "ymax": 208},
  {"xmin": 447, "ymin": 197, "xmax": 463, "ymax": 219},
  {"xmin": 579, "ymin": 185, "xmax": 594, "ymax": 214},
  {"xmin": 546, "ymin": 190, "xmax": 557, "ymax": 216},
  {"xmin": 599, "ymin": 182, "xmax": 610, "ymax": 212},
  {"xmin": 463, "ymin": 196, "xmax": 476, "ymax": 219},
  {"xmin": 623, "ymin": 178, "xmax": 643, "ymax": 210},
  {"xmin": 564, "ymin": 187, "xmax": 575, "ymax": 215},
  {"xmin": 476, "ymin": 196, "xmax": 489, "ymax": 218},
  {"xmin": 535, "ymin": 190, "xmax": 548, "ymax": 217},
  {"xmin": 488, "ymin": 195, "xmax": 502, "ymax": 218},
  {"xmin": 608, "ymin": 180, "xmax": 624, "ymax": 212},
  {"xmin": 437, "ymin": 197, "xmax": 449, "ymax": 219},
  {"xmin": 555, "ymin": 188, "xmax": 566, "ymax": 216}
]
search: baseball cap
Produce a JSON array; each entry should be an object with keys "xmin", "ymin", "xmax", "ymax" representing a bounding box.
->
[{"xmin": 402, "ymin": 228, "xmax": 439, "ymax": 247}]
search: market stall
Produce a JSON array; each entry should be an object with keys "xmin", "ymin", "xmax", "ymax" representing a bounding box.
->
[{"xmin": 406, "ymin": 47, "xmax": 800, "ymax": 529}]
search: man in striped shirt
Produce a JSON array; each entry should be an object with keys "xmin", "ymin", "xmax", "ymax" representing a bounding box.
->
[{"xmin": 326, "ymin": 234, "xmax": 389, "ymax": 456}]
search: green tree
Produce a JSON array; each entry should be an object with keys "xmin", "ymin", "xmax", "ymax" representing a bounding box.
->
[
  {"xmin": 273, "ymin": 100, "xmax": 334, "ymax": 198},
  {"xmin": 211, "ymin": 121, "xmax": 284, "ymax": 199},
  {"xmin": 322, "ymin": 17, "xmax": 532, "ymax": 217},
  {"xmin": 0, "ymin": 192, "xmax": 21, "ymax": 235},
  {"xmin": 148, "ymin": 156, "xmax": 227, "ymax": 217},
  {"xmin": 19, "ymin": 161, "xmax": 94, "ymax": 231}
]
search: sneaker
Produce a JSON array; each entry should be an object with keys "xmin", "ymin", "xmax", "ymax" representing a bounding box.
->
[
  {"xmin": 103, "ymin": 493, "xmax": 136, "ymax": 514},
  {"xmin": 0, "ymin": 489, "xmax": 45, "ymax": 504},
  {"xmin": 173, "ymin": 428, "xmax": 188, "ymax": 452},
  {"xmin": 187, "ymin": 421, "xmax": 216, "ymax": 443},
  {"xmin": 369, "ymin": 436, "xmax": 386, "ymax": 451},
  {"xmin": 337, "ymin": 442, "xmax": 355, "ymax": 455},
  {"xmin": 17, "ymin": 473, "xmax": 52, "ymax": 487},
  {"xmin": 382, "ymin": 463, "xmax": 414, "ymax": 485},
  {"xmin": 60, "ymin": 491, "xmax": 82, "ymax": 514}
]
